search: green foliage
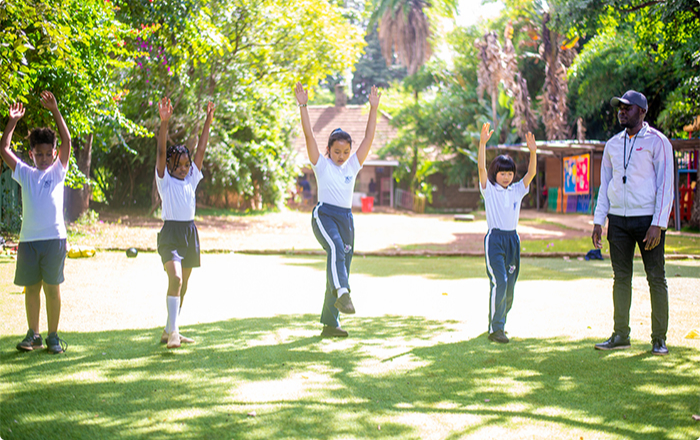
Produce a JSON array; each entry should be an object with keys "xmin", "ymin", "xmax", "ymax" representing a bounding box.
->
[
  {"xmin": 93, "ymin": 0, "xmax": 366, "ymax": 209},
  {"xmin": 350, "ymin": 26, "xmax": 407, "ymax": 105},
  {"xmin": 551, "ymin": 0, "xmax": 700, "ymax": 136}
]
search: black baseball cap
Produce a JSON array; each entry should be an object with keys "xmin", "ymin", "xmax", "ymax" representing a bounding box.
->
[{"xmin": 610, "ymin": 90, "xmax": 648, "ymax": 111}]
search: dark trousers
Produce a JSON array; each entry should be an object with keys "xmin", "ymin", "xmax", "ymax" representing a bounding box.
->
[
  {"xmin": 484, "ymin": 229, "xmax": 520, "ymax": 333},
  {"xmin": 607, "ymin": 214, "xmax": 668, "ymax": 340},
  {"xmin": 312, "ymin": 203, "xmax": 354, "ymax": 327}
]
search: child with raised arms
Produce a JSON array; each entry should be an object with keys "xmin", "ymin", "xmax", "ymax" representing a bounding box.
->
[
  {"xmin": 478, "ymin": 122, "xmax": 537, "ymax": 343},
  {"xmin": 294, "ymin": 82, "xmax": 381, "ymax": 337},
  {"xmin": 0, "ymin": 92, "xmax": 71, "ymax": 354},
  {"xmin": 156, "ymin": 97, "xmax": 214, "ymax": 348}
]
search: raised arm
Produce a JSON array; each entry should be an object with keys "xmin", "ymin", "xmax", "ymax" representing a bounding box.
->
[
  {"xmin": 40, "ymin": 91, "xmax": 71, "ymax": 169},
  {"xmin": 522, "ymin": 132, "xmax": 537, "ymax": 187},
  {"xmin": 356, "ymin": 85, "xmax": 381, "ymax": 166},
  {"xmin": 0, "ymin": 103, "xmax": 25, "ymax": 172},
  {"xmin": 478, "ymin": 122, "xmax": 493, "ymax": 189},
  {"xmin": 193, "ymin": 101, "xmax": 215, "ymax": 171},
  {"xmin": 295, "ymin": 82, "xmax": 319, "ymax": 165},
  {"xmin": 156, "ymin": 97, "xmax": 173, "ymax": 179}
]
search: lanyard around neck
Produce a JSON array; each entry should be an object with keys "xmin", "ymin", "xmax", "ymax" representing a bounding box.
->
[{"xmin": 622, "ymin": 131, "xmax": 640, "ymax": 184}]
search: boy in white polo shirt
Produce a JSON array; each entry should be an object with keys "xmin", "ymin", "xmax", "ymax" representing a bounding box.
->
[{"xmin": 0, "ymin": 91, "xmax": 72, "ymax": 354}]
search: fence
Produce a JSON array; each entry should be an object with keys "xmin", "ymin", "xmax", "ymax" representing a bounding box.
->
[{"xmin": 394, "ymin": 188, "xmax": 426, "ymax": 213}]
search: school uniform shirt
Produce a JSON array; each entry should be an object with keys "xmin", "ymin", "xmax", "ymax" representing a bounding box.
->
[
  {"xmin": 480, "ymin": 180, "xmax": 529, "ymax": 231},
  {"xmin": 312, "ymin": 154, "xmax": 362, "ymax": 209},
  {"xmin": 156, "ymin": 164, "xmax": 203, "ymax": 221},
  {"xmin": 12, "ymin": 159, "xmax": 67, "ymax": 242},
  {"xmin": 593, "ymin": 122, "xmax": 674, "ymax": 228}
]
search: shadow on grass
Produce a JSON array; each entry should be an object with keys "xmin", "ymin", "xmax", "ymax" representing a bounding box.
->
[
  {"xmin": 282, "ymin": 255, "xmax": 700, "ymax": 281},
  {"xmin": 1, "ymin": 315, "xmax": 698, "ymax": 440}
]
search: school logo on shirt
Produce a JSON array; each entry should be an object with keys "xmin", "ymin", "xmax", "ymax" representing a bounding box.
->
[
  {"xmin": 44, "ymin": 179, "xmax": 52, "ymax": 188},
  {"xmin": 344, "ymin": 176, "xmax": 352, "ymax": 184},
  {"xmin": 513, "ymin": 202, "xmax": 517, "ymax": 210}
]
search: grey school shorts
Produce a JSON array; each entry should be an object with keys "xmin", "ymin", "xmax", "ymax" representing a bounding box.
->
[{"xmin": 14, "ymin": 239, "xmax": 67, "ymax": 286}]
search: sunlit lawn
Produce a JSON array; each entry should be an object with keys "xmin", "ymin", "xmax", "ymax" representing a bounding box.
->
[{"xmin": 1, "ymin": 253, "xmax": 699, "ymax": 439}]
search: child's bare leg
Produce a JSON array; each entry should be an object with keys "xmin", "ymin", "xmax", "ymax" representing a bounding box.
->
[
  {"xmin": 25, "ymin": 282, "xmax": 42, "ymax": 333},
  {"xmin": 43, "ymin": 283, "xmax": 61, "ymax": 334},
  {"xmin": 164, "ymin": 261, "xmax": 183, "ymax": 348},
  {"xmin": 179, "ymin": 267, "xmax": 192, "ymax": 309},
  {"xmin": 165, "ymin": 260, "xmax": 183, "ymax": 297}
]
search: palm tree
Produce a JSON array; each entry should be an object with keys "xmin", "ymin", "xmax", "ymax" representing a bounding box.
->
[{"xmin": 370, "ymin": 0, "xmax": 457, "ymax": 75}]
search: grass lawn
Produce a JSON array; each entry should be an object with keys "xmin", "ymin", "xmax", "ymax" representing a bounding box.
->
[{"xmin": 1, "ymin": 253, "xmax": 699, "ymax": 439}]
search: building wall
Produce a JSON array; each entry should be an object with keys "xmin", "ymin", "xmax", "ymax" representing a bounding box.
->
[{"xmin": 427, "ymin": 173, "xmax": 481, "ymax": 210}]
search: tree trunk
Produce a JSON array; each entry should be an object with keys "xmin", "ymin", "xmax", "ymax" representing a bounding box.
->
[
  {"xmin": 65, "ymin": 133, "xmax": 93, "ymax": 222},
  {"xmin": 690, "ymin": 185, "xmax": 700, "ymax": 229}
]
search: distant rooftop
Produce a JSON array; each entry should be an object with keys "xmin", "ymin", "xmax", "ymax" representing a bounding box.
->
[{"xmin": 291, "ymin": 86, "xmax": 398, "ymax": 166}]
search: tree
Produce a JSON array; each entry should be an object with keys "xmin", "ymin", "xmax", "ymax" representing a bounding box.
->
[
  {"xmin": 96, "ymin": 0, "xmax": 366, "ymax": 211},
  {"xmin": 0, "ymin": 0, "xmax": 150, "ymax": 224},
  {"xmin": 370, "ymin": 0, "xmax": 457, "ymax": 75},
  {"xmin": 350, "ymin": 26, "xmax": 407, "ymax": 105}
]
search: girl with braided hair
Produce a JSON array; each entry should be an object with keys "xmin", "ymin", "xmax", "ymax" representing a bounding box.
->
[{"xmin": 156, "ymin": 97, "xmax": 215, "ymax": 348}]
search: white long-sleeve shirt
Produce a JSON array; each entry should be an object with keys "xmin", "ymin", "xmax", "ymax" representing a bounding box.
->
[{"xmin": 593, "ymin": 122, "xmax": 674, "ymax": 228}]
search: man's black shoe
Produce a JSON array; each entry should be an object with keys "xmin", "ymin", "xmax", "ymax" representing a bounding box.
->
[
  {"xmin": 651, "ymin": 338, "xmax": 669, "ymax": 356},
  {"xmin": 321, "ymin": 326, "xmax": 348, "ymax": 338},
  {"xmin": 488, "ymin": 330, "xmax": 509, "ymax": 344},
  {"xmin": 594, "ymin": 333, "xmax": 631, "ymax": 351}
]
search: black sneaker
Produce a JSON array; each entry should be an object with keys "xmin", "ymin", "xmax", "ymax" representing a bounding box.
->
[
  {"xmin": 651, "ymin": 338, "xmax": 669, "ymax": 356},
  {"xmin": 321, "ymin": 326, "xmax": 349, "ymax": 338},
  {"xmin": 46, "ymin": 332, "xmax": 67, "ymax": 354},
  {"xmin": 16, "ymin": 329, "xmax": 44, "ymax": 352},
  {"xmin": 334, "ymin": 293, "xmax": 356, "ymax": 314},
  {"xmin": 594, "ymin": 333, "xmax": 631, "ymax": 351},
  {"xmin": 488, "ymin": 330, "xmax": 509, "ymax": 344}
]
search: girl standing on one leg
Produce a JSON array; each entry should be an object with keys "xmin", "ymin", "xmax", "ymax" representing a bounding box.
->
[
  {"xmin": 478, "ymin": 122, "xmax": 537, "ymax": 343},
  {"xmin": 156, "ymin": 97, "xmax": 215, "ymax": 348},
  {"xmin": 294, "ymin": 82, "xmax": 381, "ymax": 338}
]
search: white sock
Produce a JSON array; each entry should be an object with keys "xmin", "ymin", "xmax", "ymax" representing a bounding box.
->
[
  {"xmin": 337, "ymin": 288, "xmax": 349, "ymax": 297},
  {"xmin": 167, "ymin": 296, "xmax": 180, "ymax": 335}
]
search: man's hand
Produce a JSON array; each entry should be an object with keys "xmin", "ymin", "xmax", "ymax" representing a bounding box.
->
[
  {"xmin": 643, "ymin": 225, "xmax": 662, "ymax": 250},
  {"xmin": 592, "ymin": 224, "xmax": 603, "ymax": 249}
]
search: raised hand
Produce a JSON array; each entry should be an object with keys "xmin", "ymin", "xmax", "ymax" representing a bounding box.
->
[
  {"xmin": 8, "ymin": 102, "xmax": 25, "ymax": 122},
  {"xmin": 295, "ymin": 82, "xmax": 308, "ymax": 106},
  {"xmin": 368, "ymin": 85, "xmax": 381, "ymax": 108},
  {"xmin": 480, "ymin": 122, "xmax": 494, "ymax": 146},
  {"xmin": 159, "ymin": 97, "xmax": 173, "ymax": 122},
  {"xmin": 525, "ymin": 132, "xmax": 537, "ymax": 153},
  {"xmin": 205, "ymin": 101, "xmax": 215, "ymax": 119},
  {"xmin": 40, "ymin": 91, "xmax": 58, "ymax": 113}
]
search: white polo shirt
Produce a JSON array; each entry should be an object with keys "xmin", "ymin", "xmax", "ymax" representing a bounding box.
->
[
  {"xmin": 312, "ymin": 154, "xmax": 362, "ymax": 209},
  {"xmin": 480, "ymin": 180, "xmax": 529, "ymax": 231},
  {"xmin": 156, "ymin": 164, "xmax": 203, "ymax": 221},
  {"xmin": 12, "ymin": 159, "xmax": 67, "ymax": 242}
]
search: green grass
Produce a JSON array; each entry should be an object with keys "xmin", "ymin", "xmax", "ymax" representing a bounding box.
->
[
  {"xmin": 285, "ymin": 255, "xmax": 700, "ymax": 281},
  {"xmin": 519, "ymin": 235, "xmax": 699, "ymax": 255},
  {"xmin": 399, "ymin": 235, "xmax": 699, "ymax": 255},
  {"xmin": 1, "ymin": 254, "xmax": 699, "ymax": 439}
]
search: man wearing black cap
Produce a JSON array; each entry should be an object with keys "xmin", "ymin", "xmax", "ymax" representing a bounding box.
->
[{"xmin": 591, "ymin": 90, "xmax": 674, "ymax": 355}]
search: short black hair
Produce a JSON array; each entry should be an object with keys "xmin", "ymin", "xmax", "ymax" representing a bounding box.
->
[
  {"xmin": 326, "ymin": 128, "xmax": 352, "ymax": 157},
  {"xmin": 487, "ymin": 155, "xmax": 517, "ymax": 185},
  {"xmin": 166, "ymin": 144, "xmax": 192, "ymax": 175},
  {"xmin": 29, "ymin": 128, "xmax": 57, "ymax": 150}
]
